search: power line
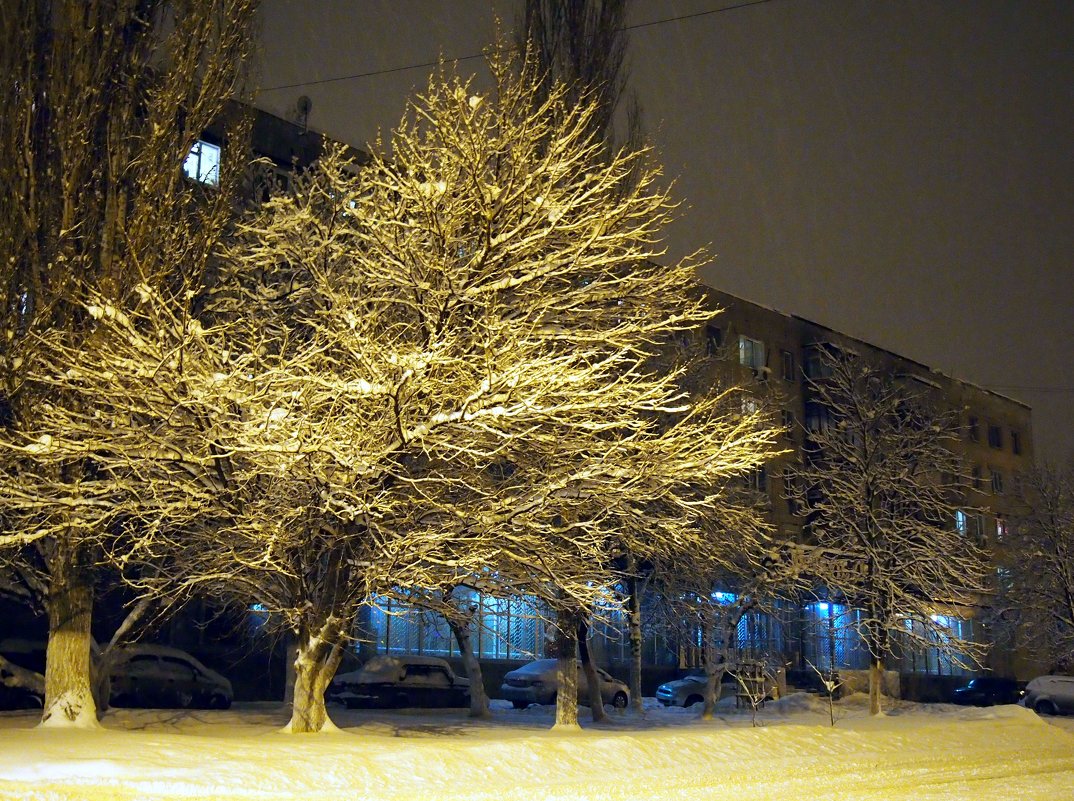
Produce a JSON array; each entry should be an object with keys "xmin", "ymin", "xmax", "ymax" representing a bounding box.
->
[
  {"xmin": 259, "ymin": 0, "xmax": 777, "ymax": 93},
  {"xmin": 984, "ymin": 385, "xmax": 1074, "ymax": 394}
]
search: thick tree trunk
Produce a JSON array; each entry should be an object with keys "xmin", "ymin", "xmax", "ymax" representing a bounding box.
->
[
  {"xmin": 868, "ymin": 655, "xmax": 884, "ymax": 716},
  {"xmin": 553, "ymin": 609, "xmax": 580, "ymax": 729},
  {"xmin": 626, "ymin": 569, "xmax": 644, "ymax": 714},
  {"xmin": 41, "ymin": 544, "xmax": 98, "ymax": 727},
  {"xmin": 577, "ymin": 618, "xmax": 605, "ymax": 722},
  {"xmin": 284, "ymin": 619, "xmax": 345, "ymax": 733},
  {"xmin": 448, "ymin": 615, "xmax": 490, "ymax": 718}
]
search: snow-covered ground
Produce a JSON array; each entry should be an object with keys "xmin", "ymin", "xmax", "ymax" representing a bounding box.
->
[{"xmin": 1, "ymin": 693, "xmax": 1072, "ymax": 800}]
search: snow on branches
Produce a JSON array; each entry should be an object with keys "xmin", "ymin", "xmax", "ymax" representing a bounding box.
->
[
  {"xmin": 786, "ymin": 347, "xmax": 988, "ymax": 714},
  {"xmin": 1, "ymin": 40, "xmax": 782, "ymax": 732}
]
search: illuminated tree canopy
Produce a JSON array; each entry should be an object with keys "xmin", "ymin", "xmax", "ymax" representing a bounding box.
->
[{"xmin": 0, "ymin": 42, "xmax": 782, "ymax": 733}]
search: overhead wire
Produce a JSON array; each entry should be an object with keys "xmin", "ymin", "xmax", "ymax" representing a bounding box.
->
[{"xmin": 259, "ymin": 0, "xmax": 778, "ymax": 93}]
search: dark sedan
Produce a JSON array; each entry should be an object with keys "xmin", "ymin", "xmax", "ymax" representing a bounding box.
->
[
  {"xmin": 329, "ymin": 655, "xmax": 470, "ymax": 709},
  {"xmin": 951, "ymin": 676, "xmax": 1023, "ymax": 706}
]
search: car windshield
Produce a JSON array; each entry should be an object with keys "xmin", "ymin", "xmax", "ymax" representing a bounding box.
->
[
  {"xmin": 357, "ymin": 656, "xmax": 402, "ymax": 681},
  {"xmin": 513, "ymin": 659, "xmax": 558, "ymax": 674}
]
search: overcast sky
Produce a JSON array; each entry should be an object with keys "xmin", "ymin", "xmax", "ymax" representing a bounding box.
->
[{"xmin": 254, "ymin": 0, "xmax": 1074, "ymax": 462}]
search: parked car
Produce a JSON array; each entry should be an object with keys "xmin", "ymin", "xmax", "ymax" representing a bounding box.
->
[
  {"xmin": 656, "ymin": 664, "xmax": 781, "ymax": 708},
  {"xmin": 0, "ymin": 639, "xmax": 45, "ymax": 710},
  {"xmin": 329, "ymin": 655, "xmax": 470, "ymax": 709},
  {"xmin": 950, "ymin": 676, "xmax": 1024, "ymax": 707},
  {"xmin": 107, "ymin": 645, "xmax": 233, "ymax": 710},
  {"xmin": 500, "ymin": 659, "xmax": 629, "ymax": 710},
  {"xmin": 1022, "ymin": 675, "xmax": 1074, "ymax": 716}
]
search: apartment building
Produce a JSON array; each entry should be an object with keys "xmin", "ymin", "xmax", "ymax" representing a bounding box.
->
[{"xmin": 697, "ymin": 287, "xmax": 1033, "ymax": 680}]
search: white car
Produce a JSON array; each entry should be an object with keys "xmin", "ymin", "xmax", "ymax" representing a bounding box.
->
[{"xmin": 1023, "ymin": 675, "xmax": 1074, "ymax": 716}]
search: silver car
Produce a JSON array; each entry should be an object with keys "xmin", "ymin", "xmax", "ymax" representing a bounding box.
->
[
  {"xmin": 656, "ymin": 665, "xmax": 781, "ymax": 707},
  {"xmin": 1023, "ymin": 675, "xmax": 1074, "ymax": 716},
  {"xmin": 500, "ymin": 658, "xmax": 629, "ymax": 709},
  {"xmin": 656, "ymin": 670, "xmax": 715, "ymax": 708}
]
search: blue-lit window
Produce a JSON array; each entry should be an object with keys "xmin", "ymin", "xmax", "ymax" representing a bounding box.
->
[
  {"xmin": 954, "ymin": 510, "xmax": 967, "ymax": 535},
  {"xmin": 183, "ymin": 139, "xmax": 220, "ymax": 185}
]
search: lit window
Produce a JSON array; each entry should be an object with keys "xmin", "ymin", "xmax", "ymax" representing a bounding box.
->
[
  {"xmin": 996, "ymin": 518, "xmax": 1008, "ymax": 540},
  {"xmin": 954, "ymin": 510, "xmax": 968, "ymax": 535},
  {"xmin": 738, "ymin": 336, "xmax": 765, "ymax": 370},
  {"xmin": 183, "ymin": 139, "xmax": 221, "ymax": 185},
  {"xmin": 712, "ymin": 591, "xmax": 736, "ymax": 604}
]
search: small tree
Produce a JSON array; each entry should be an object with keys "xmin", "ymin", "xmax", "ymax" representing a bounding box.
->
[
  {"xmin": 787, "ymin": 348, "xmax": 988, "ymax": 715},
  {"xmin": 1005, "ymin": 463, "xmax": 1074, "ymax": 672}
]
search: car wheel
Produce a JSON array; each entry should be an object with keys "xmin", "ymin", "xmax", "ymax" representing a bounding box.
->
[
  {"xmin": 511, "ymin": 700, "xmax": 529, "ymax": 710},
  {"xmin": 1035, "ymin": 699, "xmax": 1059, "ymax": 716},
  {"xmin": 684, "ymin": 694, "xmax": 704, "ymax": 708},
  {"xmin": 175, "ymin": 690, "xmax": 194, "ymax": 709},
  {"xmin": 612, "ymin": 691, "xmax": 628, "ymax": 710},
  {"xmin": 209, "ymin": 694, "xmax": 231, "ymax": 710}
]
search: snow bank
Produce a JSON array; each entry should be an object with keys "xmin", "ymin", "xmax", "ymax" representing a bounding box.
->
[{"xmin": 0, "ymin": 699, "xmax": 1072, "ymax": 800}]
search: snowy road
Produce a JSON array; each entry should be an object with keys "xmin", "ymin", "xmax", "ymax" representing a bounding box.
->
[{"xmin": 1, "ymin": 695, "xmax": 1072, "ymax": 800}]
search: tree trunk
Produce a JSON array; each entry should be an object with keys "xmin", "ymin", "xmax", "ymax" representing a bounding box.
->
[
  {"xmin": 700, "ymin": 604, "xmax": 720, "ymax": 720},
  {"xmin": 41, "ymin": 542, "xmax": 98, "ymax": 727},
  {"xmin": 577, "ymin": 618, "xmax": 605, "ymax": 722},
  {"xmin": 625, "ymin": 568, "xmax": 644, "ymax": 714},
  {"xmin": 448, "ymin": 615, "xmax": 490, "ymax": 718},
  {"xmin": 553, "ymin": 608, "xmax": 580, "ymax": 729},
  {"xmin": 868, "ymin": 654, "xmax": 884, "ymax": 716},
  {"xmin": 283, "ymin": 632, "xmax": 298, "ymax": 704},
  {"xmin": 284, "ymin": 618, "xmax": 345, "ymax": 733}
]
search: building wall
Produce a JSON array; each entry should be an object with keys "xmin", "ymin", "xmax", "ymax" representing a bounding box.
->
[{"xmin": 700, "ymin": 287, "xmax": 1034, "ymax": 677}]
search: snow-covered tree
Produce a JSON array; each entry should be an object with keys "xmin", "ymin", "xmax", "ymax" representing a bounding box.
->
[
  {"xmin": 786, "ymin": 348, "xmax": 989, "ymax": 715},
  {"xmin": 213, "ymin": 44, "xmax": 781, "ymax": 731},
  {"xmin": 1004, "ymin": 463, "xmax": 1074, "ymax": 672},
  {"xmin": 0, "ymin": 37, "xmax": 781, "ymax": 734},
  {"xmin": 0, "ymin": 0, "xmax": 258, "ymax": 725},
  {"xmin": 646, "ymin": 474, "xmax": 799, "ymax": 720}
]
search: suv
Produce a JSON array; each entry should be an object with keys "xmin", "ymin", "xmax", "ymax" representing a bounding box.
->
[
  {"xmin": 329, "ymin": 655, "xmax": 470, "ymax": 709},
  {"xmin": 500, "ymin": 659, "xmax": 629, "ymax": 710},
  {"xmin": 0, "ymin": 639, "xmax": 46, "ymax": 710},
  {"xmin": 1022, "ymin": 675, "xmax": 1074, "ymax": 716},
  {"xmin": 107, "ymin": 645, "xmax": 233, "ymax": 710}
]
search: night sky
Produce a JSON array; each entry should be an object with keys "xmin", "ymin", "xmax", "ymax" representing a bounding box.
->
[{"xmin": 254, "ymin": 0, "xmax": 1074, "ymax": 462}]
